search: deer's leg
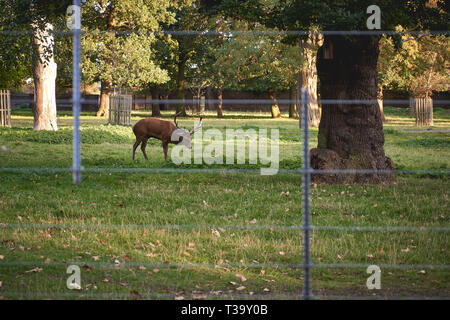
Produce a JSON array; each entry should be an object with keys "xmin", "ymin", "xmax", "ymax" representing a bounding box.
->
[
  {"xmin": 163, "ymin": 141, "xmax": 169, "ymax": 161},
  {"xmin": 141, "ymin": 138, "xmax": 149, "ymax": 160},
  {"xmin": 132, "ymin": 138, "xmax": 142, "ymax": 160}
]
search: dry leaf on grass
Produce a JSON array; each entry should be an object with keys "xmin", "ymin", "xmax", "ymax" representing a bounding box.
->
[
  {"xmin": 25, "ymin": 267, "xmax": 43, "ymax": 273},
  {"xmin": 235, "ymin": 273, "xmax": 247, "ymax": 282}
]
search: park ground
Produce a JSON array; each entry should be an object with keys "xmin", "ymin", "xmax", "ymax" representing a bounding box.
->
[{"xmin": 0, "ymin": 106, "xmax": 449, "ymax": 299}]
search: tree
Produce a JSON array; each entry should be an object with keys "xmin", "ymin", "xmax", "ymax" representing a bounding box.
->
[
  {"xmin": 379, "ymin": 27, "xmax": 449, "ymax": 99},
  {"xmin": 275, "ymin": 0, "xmax": 448, "ymax": 183},
  {"xmin": 162, "ymin": 2, "xmax": 211, "ymax": 116},
  {"xmin": 214, "ymin": 0, "xmax": 448, "ymax": 183},
  {"xmin": 213, "ymin": 21, "xmax": 303, "ymax": 118},
  {"xmin": 0, "ymin": 0, "xmax": 71, "ymax": 130},
  {"xmin": 81, "ymin": 0, "xmax": 191, "ymax": 117}
]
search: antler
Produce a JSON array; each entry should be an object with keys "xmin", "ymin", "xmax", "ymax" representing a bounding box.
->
[
  {"xmin": 173, "ymin": 112, "xmax": 183, "ymax": 128},
  {"xmin": 190, "ymin": 116, "xmax": 203, "ymax": 135}
]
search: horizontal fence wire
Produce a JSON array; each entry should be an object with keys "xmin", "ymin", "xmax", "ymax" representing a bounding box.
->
[
  {"xmin": 1, "ymin": 261, "xmax": 449, "ymax": 270},
  {"xmin": 7, "ymin": 98, "xmax": 450, "ymax": 106},
  {"xmin": 0, "ymin": 167, "xmax": 449, "ymax": 175},
  {"xmin": 1, "ymin": 292, "xmax": 448, "ymax": 300},
  {"xmin": 1, "ymin": 223, "xmax": 449, "ymax": 232},
  {"xmin": 1, "ymin": 30, "xmax": 449, "ymax": 36}
]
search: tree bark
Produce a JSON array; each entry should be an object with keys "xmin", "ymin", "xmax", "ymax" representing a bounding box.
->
[
  {"xmin": 269, "ymin": 88, "xmax": 281, "ymax": 118},
  {"xmin": 378, "ymin": 84, "xmax": 385, "ymax": 121},
  {"xmin": 288, "ymin": 85, "xmax": 298, "ymax": 118},
  {"xmin": 31, "ymin": 22, "xmax": 58, "ymax": 131},
  {"xmin": 217, "ymin": 87, "xmax": 223, "ymax": 118},
  {"xmin": 311, "ymin": 35, "xmax": 395, "ymax": 184},
  {"xmin": 176, "ymin": 52, "xmax": 187, "ymax": 116},
  {"xmin": 299, "ymin": 33, "xmax": 323, "ymax": 127},
  {"xmin": 97, "ymin": 80, "xmax": 111, "ymax": 117},
  {"xmin": 150, "ymin": 87, "xmax": 160, "ymax": 117}
]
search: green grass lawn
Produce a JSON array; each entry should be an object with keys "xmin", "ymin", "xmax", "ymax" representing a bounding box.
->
[{"xmin": 0, "ymin": 106, "xmax": 449, "ymax": 299}]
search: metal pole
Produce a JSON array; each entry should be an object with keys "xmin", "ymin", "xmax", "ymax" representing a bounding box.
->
[
  {"xmin": 72, "ymin": 0, "xmax": 81, "ymax": 184},
  {"xmin": 301, "ymin": 88, "xmax": 312, "ymax": 299}
]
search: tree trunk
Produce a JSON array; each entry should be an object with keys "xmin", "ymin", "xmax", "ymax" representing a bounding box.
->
[
  {"xmin": 299, "ymin": 34, "xmax": 322, "ymax": 127},
  {"xmin": 176, "ymin": 53, "xmax": 187, "ymax": 116},
  {"xmin": 289, "ymin": 85, "xmax": 298, "ymax": 118},
  {"xmin": 150, "ymin": 87, "xmax": 160, "ymax": 117},
  {"xmin": 206, "ymin": 87, "xmax": 214, "ymax": 111},
  {"xmin": 269, "ymin": 88, "xmax": 281, "ymax": 118},
  {"xmin": 217, "ymin": 87, "xmax": 223, "ymax": 118},
  {"xmin": 378, "ymin": 84, "xmax": 385, "ymax": 121},
  {"xmin": 31, "ymin": 22, "xmax": 58, "ymax": 131},
  {"xmin": 97, "ymin": 80, "xmax": 111, "ymax": 117},
  {"xmin": 311, "ymin": 35, "xmax": 395, "ymax": 184}
]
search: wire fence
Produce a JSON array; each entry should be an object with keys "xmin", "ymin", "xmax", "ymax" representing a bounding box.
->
[{"xmin": 0, "ymin": 3, "xmax": 449, "ymax": 300}]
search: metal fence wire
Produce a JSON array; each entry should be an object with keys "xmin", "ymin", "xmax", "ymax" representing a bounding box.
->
[{"xmin": 0, "ymin": 2, "xmax": 449, "ymax": 300}]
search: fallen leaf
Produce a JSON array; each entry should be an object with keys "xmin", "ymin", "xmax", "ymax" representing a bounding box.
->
[
  {"xmin": 174, "ymin": 296, "xmax": 185, "ymax": 300},
  {"xmin": 236, "ymin": 286, "xmax": 246, "ymax": 291},
  {"xmin": 401, "ymin": 248, "xmax": 410, "ymax": 253},
  {"xmin": 419, "ymin": 270, "xmax": 426, "ymax": 274},
  {"xmin": 153, "ymin": 269, "xmax": 159, "ymax": 273},
  {"xmin": 93, "ymin": 256, "xmax": 100, "ymax": 261},
  {"xmin": 25, "ymin": 267, "xmax": 43, "ymax": 273},
  {"xmin": 249, "ymin": 219, "xmax": 257, "ymax": 224},
  {"xmin": 263, "ymin": 288, "xmax": 270, "ymax": 292},
  {"xmin": 131, "ymin": 290, "xmax": 143, "ymax": 300},
  {"xmin": 138, "ymin": 266, "xmax": 146, "ymax": 270},
  {"xmin": 68, "ymin": 283, "xmax": 81, "ymax": 290},
  {"xmin": 0, "ymin": 255, "xmax": 4, "ymax": 260},
  {"xmin": 259, "ymin": 269, "xmax": 265, "ymax": 276},
  {"xmin": 279, "ymin": 251, "xmax": 285, "ymax": 256},
  {"xmin": 235, "ymin": 273, "xmax": 247, "ymax": 282}
]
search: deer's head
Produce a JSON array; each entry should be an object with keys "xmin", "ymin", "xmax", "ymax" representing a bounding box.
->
[{"xmin": 171, "ymin": 113, "xmax": 203, "ymax": 149}]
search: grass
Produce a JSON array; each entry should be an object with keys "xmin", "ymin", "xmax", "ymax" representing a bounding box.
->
[{"xmin": 0, "ymin": 106, "xmax": 449, "ymax": 300}]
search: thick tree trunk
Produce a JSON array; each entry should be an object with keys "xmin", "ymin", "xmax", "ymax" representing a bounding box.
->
[
  {"xmin": 311, "ymin": 35, "xmax": 395, "ymax": 184},
  {"xmin": 299, "ymin": 34, "xmax": 322, "ymax": 127},
  {"xmin": 150, "ymin": 87, "xmax": 160, "ymax": 117},
  {"xmin": 31, "ymin": 23, "xmax": 58, "ymax": 131},
  {"xmin": 269, "ymin": 88, "xmax": 281, "ymax": 118},
  {"xmin": 176, "ymin": 53, "xmax": 187, "ymax": 116},
  {"xmin": 217, "ymin": 87, "xmax": 223, "ymax": 118},
  {"xmin": 289, "ymin": 85, "xmax": 298, "ymax": 118},
  {"xmin": 97, "ymin": 80, "xmax": 111, "ymax": 117}
]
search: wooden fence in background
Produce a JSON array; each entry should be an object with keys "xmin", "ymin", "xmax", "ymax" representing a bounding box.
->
[
  {"xmin": 109, "ymin": 94, "xmax": 132, "ymax": 126},
  {"xmin": 409, "ymin": 97, "xmax": 433, "ymax": 126},
  {"xmin": 0, "ymin": 90, "xmax": 11, "ymax": 127}
]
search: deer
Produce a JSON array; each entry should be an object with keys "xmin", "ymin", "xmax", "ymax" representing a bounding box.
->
[{"xmin": 132, "ymin": 112, "xmax": 203, "ymax": 161}]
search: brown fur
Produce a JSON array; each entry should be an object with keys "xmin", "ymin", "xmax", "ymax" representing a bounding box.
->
[{"xmin": 132, "ymin": 118, "xmax": 180, "ymax": 161}]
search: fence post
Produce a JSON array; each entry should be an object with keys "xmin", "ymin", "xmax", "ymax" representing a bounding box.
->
[
  {"xmin": 301, "ymin": 88, "xmax": 312, "ymax": 299},
  {"xmin": 72, "ymin": 0, "xmax": 81, "ymax": 184},
  {"xmin": 7, "ymin": 90, "xmax": 11, "ymax": 127}
]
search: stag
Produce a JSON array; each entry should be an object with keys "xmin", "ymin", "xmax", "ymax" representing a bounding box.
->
[{"xmin": 132, "ymin": 113, "xmax": 202, "ymax": 161}]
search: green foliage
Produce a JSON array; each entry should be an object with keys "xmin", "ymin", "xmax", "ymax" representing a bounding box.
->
[
  {"xmin": 213, "ymin": 22, "xmax": 303, "ymax": 92},
  {"xmin": 80, "ymin": 0, "xmax": 191, "ymax": 89},
  {"xmin": 379, "ymin": 28, "xmax": 450, "ymax": 98}
]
